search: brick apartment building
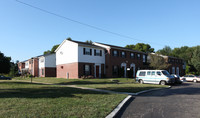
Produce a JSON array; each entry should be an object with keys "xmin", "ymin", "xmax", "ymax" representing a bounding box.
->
[
  {"xmin": 93, "ymin": 42, "xmax": 148, "ymax": 78},
  {"xmin": 55, "ymin": 40, "xmax": 105, "ymax": 79},
  {"xmin": 18, "ymin": 53, "xmax": 56, "ymax": 77},
  {"xmin": 163, "ymin": 56, "xmax": 186, "ymax": 76},
  {"xmin": 18, "ymin": 39, "xmax": 185, "ymax": 79},
  {"xmin": 55, "ymin": 39, "xmax": 148, "ymax": 79},
  {"xmin": 150, "ymin": 53, "xmax": 186, "ymax": 76},
  {"xmin": 38, "ymin": 54, "xmax": 56, "ymax": 77}
]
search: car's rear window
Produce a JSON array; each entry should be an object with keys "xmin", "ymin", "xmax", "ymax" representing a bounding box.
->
[{"xmin": 139, "ymin": 71, "xmax": 146, "ymax": 76}]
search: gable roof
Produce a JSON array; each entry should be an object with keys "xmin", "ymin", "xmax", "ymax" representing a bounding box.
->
[
  {"xmin": 93, "ymin": 42, "xmax": 146, "ymax": 54},
  {"xmin": 55, "ymin": 39, "xmax": 105, "ymax": 52}
]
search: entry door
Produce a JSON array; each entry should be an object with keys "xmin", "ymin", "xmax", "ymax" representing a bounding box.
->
[{"xmin": 96, "ymin": 65, "xmax": 99, "ymax": 78}]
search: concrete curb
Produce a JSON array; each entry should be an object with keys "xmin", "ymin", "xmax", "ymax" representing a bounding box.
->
[
  {"xmin": 105, "ymin": 95, "xmax": 132, "ymax": 118},
  {"xmin": 105, "ymin": 86, "xmax": 171, "ymax": 118}
]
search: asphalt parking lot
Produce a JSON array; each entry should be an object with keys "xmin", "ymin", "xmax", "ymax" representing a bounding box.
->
[{"xmin": 116, "ymin": 82, "xmax": 200, "ymax": 118}]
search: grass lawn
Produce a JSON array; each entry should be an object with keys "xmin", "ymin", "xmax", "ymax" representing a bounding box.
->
[
  {"xmin": 78, "ymin": 83, "xmax": 168, "ymax": 93},
  {"xmin": 13, "ymin": 77, "xmax": 135, "ymax": 85},
  {"xmin": 0, "ymin": 80, "xmax": 126, "ymax": 118},
  {"xmin": 13, "ymin": 77, "xmax": 167, "ymax": 93}
]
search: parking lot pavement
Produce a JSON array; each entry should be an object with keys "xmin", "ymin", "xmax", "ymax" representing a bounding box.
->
[{"xmin": 116, "ymin": 82, "xmax": 200, "ymax": 118}]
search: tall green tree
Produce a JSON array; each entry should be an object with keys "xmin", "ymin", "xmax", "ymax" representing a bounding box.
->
[
  {"xmin": 0, "ymin": 51, "xmax": 11, "ymax": 74},
  {"xmin": 190, "ymin": 46, "xmax": 200, "ymax": 73},
  {"xmin": 156, "ymin": 46, "xmax": 173, "ymax": 56},
  {"xmin": 148, "ymin": 54, "xmax": 171, "ymax": 70},
  {"xmin": 125, "ymin": 43, "xmax": 154, "ymax": 53},
  {"xmin": 43, "ymin": 44, "xmax": 59, "ymax": 55},
  {"xmin": 43, "ymin": 37, "xmax": 72, "ymax": 55}
]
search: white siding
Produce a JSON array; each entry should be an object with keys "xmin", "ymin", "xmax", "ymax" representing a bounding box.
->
[
  {"xmin": 78, "ymin": 46, "xmax": 105, "ymax": 64},
  {"xmin": 56, "ymin": 40, "xmax": 78, "ymax": 65},
  {"xmin": 38, "ymin": 56, "xmax": 45, "ymax": 69},
  {"xmin": 25, "ymin": 61, "xmax": 29, "ymax": 69},
  {"xmin": 45, "ymin": 54, "xmax": 56, "ymax": 67}
]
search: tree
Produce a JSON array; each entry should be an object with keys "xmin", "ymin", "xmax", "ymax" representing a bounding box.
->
[
  {"xmin": 148, "ymin": 54, "xmax": 171, "ymax": 70},
  {"xmin": 125, "ymin": 43, "xmax": 154, "ymax": 53},
  {"xmin": 0, "ymin": 51, "xmax": 11, "ymax": 74},
  {"xmin": 190, "ymin": 46, "xmax": 200, "ymax": 73},
  {"xmin": 43, "ymin": 37, "xmax": 72, "ymax": 55},
  {"xmin": 85, "ymin": 40, "xmax": 93, "ymax": 44},
  {"xmin": 43, "ymin": 44, "xmax": 59, "ymax": 55},
  {"xmin": 9, "ymin": 60, "xmax": 19, "ymax": 77},
  {"xmin": 156, "ymin": 46, "xmax": 172, "ymax": 56}
]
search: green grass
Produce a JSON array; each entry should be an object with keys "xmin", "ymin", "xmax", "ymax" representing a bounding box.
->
[
  {"xmin": 13, "ymin": 77, "xmax": 135, "ymax": 85},
  {"xmin": 0, "ymin": 81, "xmax": 126, "ymax": 118},
  {"xmin": 79, "ymin": 83, "xmax": 168, "ymax": 93}
]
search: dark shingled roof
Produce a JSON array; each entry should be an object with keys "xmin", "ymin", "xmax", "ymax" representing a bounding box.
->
[{"xmin": 94, "ymin": 42, "xmax": 147, "ymax": 54}]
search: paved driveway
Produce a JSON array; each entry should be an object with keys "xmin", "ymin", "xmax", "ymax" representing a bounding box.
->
[{"xmin": 116, "ymin": 82, "xmax": 200, "ymax": 118}]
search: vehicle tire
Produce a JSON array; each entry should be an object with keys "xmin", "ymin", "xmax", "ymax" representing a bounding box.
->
[
  {"xmin": 160, "ymin": 81, "xmax": 166, "ymax": 85},
  {"xmin": 193, "ymin": 79, "xmax": 197, "ymax": 83},
  {"xmin": 139, "ymin": 79, "xmax": 144, "ymax": 84}
]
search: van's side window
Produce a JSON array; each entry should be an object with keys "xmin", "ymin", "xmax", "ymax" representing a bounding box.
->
[
  {"xmin": 147, "ymin": 71, "xmax": 151, "ymax": 75},
  {"xmin": 157, "ymin": 71, "xmax": 161, "ymax": 75},
  {"xmin": 151, "ymin": 71, "xmax": 155, "ymax": 75},
  {"xmin": 139, "ymin": 71, "xmax": 146, "ymax": 76}
]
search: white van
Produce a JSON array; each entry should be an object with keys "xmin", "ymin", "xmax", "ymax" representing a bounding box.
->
[{"xmin": 136, "ymin": 70, "xmax": 175, "ymax": 85}]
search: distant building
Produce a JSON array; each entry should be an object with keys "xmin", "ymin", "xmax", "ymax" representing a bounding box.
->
[
  {"xmin": 149, "ymin": 53, "xmax": 186, "ymax": 76},
  {"xmin": 18, "ymin": 53, "xmax": 56, "ymax": 77}
]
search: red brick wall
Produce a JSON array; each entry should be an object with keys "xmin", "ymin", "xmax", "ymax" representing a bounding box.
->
[
  {"xmin": 33, "ymin": 58, "xmax": 39, "ymax": 77},
  {"xmin": 78, "ymin": 62, "xmax": 95, "ymax": 78},
  {"xmin": 57, "ymin": 63, "xmax": 79, "ymax": 79},
  {"xmin": 105, "ymin": 48, "xmax": 146, "ymax": 78}
]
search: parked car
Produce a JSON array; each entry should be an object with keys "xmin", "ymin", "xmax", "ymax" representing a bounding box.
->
[
  {"xmin": 0, "ymin": 75, "xmax": 12, "ymax": 80},
  {"xmin": 171, "ymin": 74, "xmax": 182, "ymax": 84},
  {"xmin": 136, "ymin": 70, "xmax": 175, "ymax": 85},
  {"xmin": 181, "ymin": 75, "xmax": 200, "ymax": 83}
]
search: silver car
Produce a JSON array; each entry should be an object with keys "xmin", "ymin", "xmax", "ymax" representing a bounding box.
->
[{"xmin": 181, "ymin": 75, "xmax": 200, "ymax": 83}]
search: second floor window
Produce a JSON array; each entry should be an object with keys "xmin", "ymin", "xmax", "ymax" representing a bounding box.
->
[
  {"xmin": 137, "ymin": 54, "xmax": 141, "ymax": 59},
  {"xmin": 130, "ymin": 53, "xmax": 134, "ymax": 58},
  {"xmin": 94, "ymin": 49, "xmax": 102, "ymax": 56},
  {"xmin": 83, "ymin": 48, "xmax": 92, "ymax": 55},
  {"xmin": 113, "ymin": 50, "xmax": 118, "ymax": 57},
  {"xmin": 143, "ymin": 55, "xmax": 146, "ymax": 63},
  {"xmin": 121, "ymin": 51, "xmax": 126, "ymax": 58}
]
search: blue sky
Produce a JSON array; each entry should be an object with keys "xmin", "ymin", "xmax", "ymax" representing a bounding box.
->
[{"xmin": 0, "ymin": 0, "xmax": 200, "ymax": 62}]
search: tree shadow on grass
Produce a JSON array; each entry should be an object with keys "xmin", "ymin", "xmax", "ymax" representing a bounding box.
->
[{"xmin": 0, "ymin": 82, "xmax": 109, "ymax": 99}]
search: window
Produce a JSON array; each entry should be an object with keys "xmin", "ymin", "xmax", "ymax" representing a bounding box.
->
[
  {"xmin": 172, "ymin": 67, "xmax": 175, "ymax": 74},
  {"xmin": 151, "ymin": 71, "xmax": 155, "ymax": 75},
  {"xmin": 139, "ymin": 71, "xmax": 146, "ymax": 76},
  {"xmin": 40, "ymin": 59, "xmax": 44, "ymax": 63},
  {"xmin": 130, "ymin": 53, "xmax": 134, "ymax": 58},
  {"xmin": 94, "ymin": 49, "xmax": 102, "ymax": 56},
  {"xmin": 137, "ymin": 54, "xmax": 141, "ymax": 59},
  {"xmin": 19, "ymin": 63, "xmax": 21, "ymax": 66},
  {"xmin": 121, "ymin": 51, "xmax": 126, "ymax": 58},
  {"xmin": 147, "ymin": 71, "xmax": 151, "ymax": 75},
  {"xmin": 25, "ymin": 62, "xmax": 28, "ymax": 66},
  {"xmin": 84, "ymin": 65, "xmax": 91, "ymax": 75},
  {"xmin": 143, "ymin": 55, "xmax": 146, "ymax": 63},
  {"xmin": 113, "ymin": 50, "xmax": 118, "ymax": 57},
  {"xmin": 162, "ymin": 71, "xmax": 170, "ymax": 76},
  {"xmin": 83, "ymin": 48, "xmax": 92, "ymax": 55},
  {"xmin": 113, "ymin": 66, "xmax": 118, "ymax": 75},
  {"xmin": 157, "ymin": 71, "xmax": 161, "ymax": 76}
]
